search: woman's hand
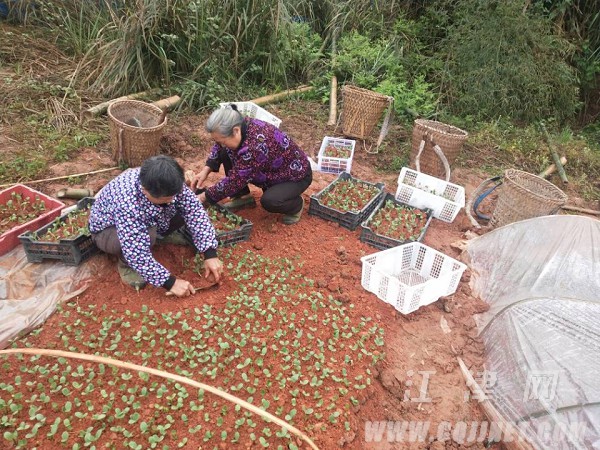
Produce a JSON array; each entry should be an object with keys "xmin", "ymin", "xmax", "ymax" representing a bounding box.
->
[
  {"xmin": 204, "ymin": 257, "xmax": 223, "ymax": 284},
  {"xmin": 168, "ymin": 278, "xmax": 196, "ymax": 297},
  {"xmin": 197, "ymin": 192, "xmax": 207, "ymax": 204},
  {"xmin": 191, "ymin": 166, "xmax": 212, "ymax": 191}
]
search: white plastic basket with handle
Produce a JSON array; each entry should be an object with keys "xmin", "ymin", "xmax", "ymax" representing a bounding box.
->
[
  {"xmin": 360, "ymin": 242, "xmax": 466, "ymax": 315},
  {"xmin": 219, "ymin": 102, "xmax": 282, "ymax": 128},
  {"xmin": 395, "ymin": 167, "xmax": 465, "ymax": 223}
]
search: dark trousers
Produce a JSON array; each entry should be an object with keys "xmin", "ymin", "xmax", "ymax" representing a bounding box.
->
[
  {"xmin": 261, "ymin": 169, "xmax": 312, "ymax": 215},
  {"xmin": 92, "ymin": 214, "xmax": 185, "ymax": 256},
  {"xmin": 218, "ymin": 148, "xmax": 313, "ymax": 215}
]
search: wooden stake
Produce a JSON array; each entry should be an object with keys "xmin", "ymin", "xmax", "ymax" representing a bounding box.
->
[
  {"xmin": 538, "ymin": 156, "xmax": 567, "ymax": 179},
  {"xmin": 251, "ymin": 85, "xmax": 313, "ymax": 106},
  {"xmin": 540, "ymin": 123, "xmax": 568, "ymax": 184},
  {"xmin": 327, "ymin": 76, "xmax": 338, "ymax": 126}
]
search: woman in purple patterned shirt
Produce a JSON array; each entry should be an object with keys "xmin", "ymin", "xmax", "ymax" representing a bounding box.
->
[{"xmin": 192, "ymin": 105, "xmax": 312, "ymax": 225}]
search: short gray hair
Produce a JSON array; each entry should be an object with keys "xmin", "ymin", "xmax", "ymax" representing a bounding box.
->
[{"xmin": 205, "ymin": 106, "xmax": 244, "ymax": 137}]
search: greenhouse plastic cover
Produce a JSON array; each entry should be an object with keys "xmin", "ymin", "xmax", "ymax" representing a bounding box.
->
[
  {"xmin": 466, "ymin": 215, "xmax": 600, "ymax": 449},
  {"xmin": 0, "ymin": 245, "xmax": 101, "ymax": 350}
]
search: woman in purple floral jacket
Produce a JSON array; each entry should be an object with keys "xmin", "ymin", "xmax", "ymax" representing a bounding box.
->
[{"xmin": 192, "ymin": 105, "xmax": 312, "ymax": 224}]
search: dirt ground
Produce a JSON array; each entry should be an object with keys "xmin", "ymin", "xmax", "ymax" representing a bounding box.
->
[{"xmin": 0, "ymin": 100, "xmax": 507, "ymax": 450}]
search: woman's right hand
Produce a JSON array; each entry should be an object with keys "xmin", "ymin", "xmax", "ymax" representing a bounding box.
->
[
  {"xmin": 169, "ymin": 278, "xmax": 196, "ymax": 297},
  {"xmin": 191, "ymin": 167, "xmax": 211, "ymax": 191}
]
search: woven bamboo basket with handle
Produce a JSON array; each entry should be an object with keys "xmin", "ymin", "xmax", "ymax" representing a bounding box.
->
[
  {"xmin": 410, "ymin": 119, "xmax": 468, "ymax": 179},
  {"xmin": 108, "ymin": 100, "xmax": 167, "ymax": 167},
  {"xmin": 341, "ymin": 85, "xmax": 391, "ymax": 140},
  {"xmin": 490, "ymin": 169, "xmax": 567, "ymax": 228}
]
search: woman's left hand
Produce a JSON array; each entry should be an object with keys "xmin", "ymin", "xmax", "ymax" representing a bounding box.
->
[
  {"xmin": 204, "ymin": 257, "xmax": 223, "ymax": 283},
  {"xmin": 197, "ymin": 192, "xmax": 207, "ymax": 204}
]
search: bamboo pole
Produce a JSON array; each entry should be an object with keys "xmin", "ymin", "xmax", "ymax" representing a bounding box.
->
[
  {"xmin": 0, "ymin": 167, "xmax": 120, "ymax": 189},
  {"xmin": 251, "ymin": 85, "xmax": 313, "ymax": 106},
  {"xmin": 327, "ymin": 76, "xmax": 338, "ymax": 126},
  {"xmin": 538, "ymin": 156, "xmax": 567, "ymax": 179},
  {"xmin": 0, "ymin": 348, "xmax": 320, "ymax": 450},
  {"xmin": 151, "ymin": 95, "xmax": 181, "ymax": 112},
  {"xmin": 540, "ymin": 123, "xmax": 568, "ymax": 184},
  {"xmin": 562, "ymin": 205, "xmax": 600, "ymax": 215},
  {"xmin": 80, "ymin": 90, "xmax": 158, "ymax": 122}
]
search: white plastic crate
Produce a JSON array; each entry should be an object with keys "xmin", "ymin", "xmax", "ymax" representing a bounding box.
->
[
  {"xmin": 219, "ymin": 101, "xmax": 282, "ymax": 128},
  {"xmin": 360, "ymin": 242, "xmax": 466, "ymax": 315},
  {"xmin": 395, "ymin": 167, "xmax": 465, "ymax": 223},
  {"xmin": 317, "ymin": 137, "xmax": 356, "ymax": 174}
]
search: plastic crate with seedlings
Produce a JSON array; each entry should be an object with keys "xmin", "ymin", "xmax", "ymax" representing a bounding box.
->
[
  {"xmin": 0, "ymin": 184, "xmax": 65, "ymax": 256},
  {"xmin": 184, "ymin": 203, "xmax": 253, "ymax": 247},
  {"xmin": 360, "ymin": 242, "xmax": 467, "ymax": 315},
  {"xmin": 360, "ymin": 193, "xmax": 433, "ymax": 250},
  {"xmin": 395, "ymin": 167, "xmax": 465, "ymax": 223},
  {"xmin": 317, "ymin": 137, "xmax": 356, "ymax": 174},
  {"xmin": 308, "ymin": 172, "xmax": 385, "ymax": 231},
  {"xmin": 19, "ymin": 197, "xmax": 97, "ymax": 266}
]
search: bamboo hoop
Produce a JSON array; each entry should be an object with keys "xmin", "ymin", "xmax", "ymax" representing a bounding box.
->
[
  {"xmin": 0, "ymin": 167, "xmax": 120, "ymax": 190},
  {"xmin": 0, "ymin": 348, "xmax": 319, "ymax": 450}
]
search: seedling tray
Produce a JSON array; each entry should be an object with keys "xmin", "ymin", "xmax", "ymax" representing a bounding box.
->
[
  {"xmin": 0, "ymin": 184, "xmax": 65, "ymax": 256},
  {"xmin": 317, "ymin": 136, "xmax": 356, "ymax": 174},
  {"xmin": 18, "ymin": 197, "xmax": 97, "ymax": 266},
  {"xmin": 185, "ymin": 203, "xmax": 253, "ymax": 247},
  {"xmin": 360, "ymin": 193, "xmax": 433, "ymax": 250},
  {"xmin": 308, "ymin": 172, "xmax": 385, "ymax": 231}
]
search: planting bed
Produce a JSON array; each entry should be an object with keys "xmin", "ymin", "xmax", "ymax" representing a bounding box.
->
[{"xmin": 1, "ymin": 105, "xmax": 496, "ymax": 450}]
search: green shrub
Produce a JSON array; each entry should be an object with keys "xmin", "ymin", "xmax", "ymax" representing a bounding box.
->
[{"xmin": 440, "ymin": 0, "xmax": 580, "ymax": 123}]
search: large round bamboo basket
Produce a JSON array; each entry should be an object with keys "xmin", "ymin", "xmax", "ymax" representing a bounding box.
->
[
  {"xmin": 108, "ymin": 100, "xmax": 166, "ymax": 167},
  {"xmin": 410, "ymin": 119, "xmax": 468, "ymax": 178},
  {"xmin": 490, "ymin": 169, "xmax": 567, "ymax": 228},
  {"xmin": 341, "ymin": 85, "xmax": 390, "ymax": 139}
]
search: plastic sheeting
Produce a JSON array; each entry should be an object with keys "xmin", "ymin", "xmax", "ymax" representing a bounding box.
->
[
  {"xmin": 0, "ymin": 245, "xmax": 101, "ymax": 350},
  {"xmin": 466, "ymin": 215, "xmax": 600, "ymax": 449}
]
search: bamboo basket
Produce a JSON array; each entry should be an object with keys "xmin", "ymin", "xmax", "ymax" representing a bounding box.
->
[
  {"xmin": 410, "ymin": 119, "xmax": 468, "ymax": 179},
  {"xmin": 490, "ymin": 169, "xmax": 567, "ymax": 228},
  {"xmin": 108, "ymin": 100, "xmax": 166, "ymax": 167},
  {"xmin": 341, "ymin": 85, "xmax": 390, "ymax": 140}
]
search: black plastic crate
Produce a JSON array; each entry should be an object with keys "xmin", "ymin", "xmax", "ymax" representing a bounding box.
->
[
  {"xmin": 18, "ymin": 197, "xmax": 98, "ymax": 266},
  {"xmin": 308, "ymin": 172, "xmax": 385, "ymax": 231},
  {"xmin": 359, "ymin": 193, "xmax": 433, "ymax": 250},
  {"xmin": 184, "ymin": 203, "xmax": 253, "ymax": 247}
]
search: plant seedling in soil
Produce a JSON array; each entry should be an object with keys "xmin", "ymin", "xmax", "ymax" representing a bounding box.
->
[
  {"xmin": 323, "ymin": 145, "xmax": 352, "ymax": 159},
  {"xmin": 0, "ymin": 193, "xmax": 47, "ymax": 235},
  {"xmin": 319, "ymin": 178, "xmax": 380, "ymax": 213},
  {"xmin": 206, "ymin": 205, "xmax": 243, "ymax": 232},
  {"xmin": 366, "ymin": 200, "xmax": 429, "ymax": 242},
  {"xmin": 31, "ymin": 208, "xmax": 90, "ymax": 242}
]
